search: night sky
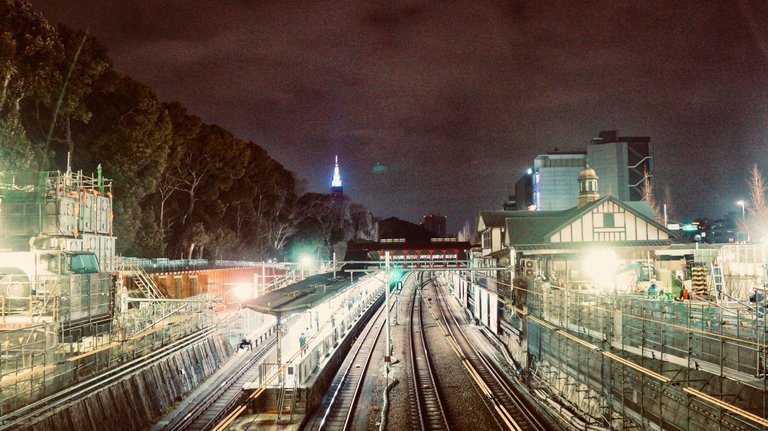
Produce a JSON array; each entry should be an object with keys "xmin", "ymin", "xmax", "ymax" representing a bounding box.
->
[{"xmin": 33, "ymin": 1, "xmax": 768, "ymax": 233}]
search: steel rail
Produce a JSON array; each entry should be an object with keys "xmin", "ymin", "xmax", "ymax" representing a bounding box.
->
[
  {"xmin": 432, "ymin": 280, "xmax": 548, "ymax": 431},
  {"xmin": 408, "ymin": 274, "xmax": 450, "ymax": 431},
  {"xmin": 163, "ymin": 335, "xmax": 277, "ymax": 431},
  {"xmin": 317, "ymin": 292, "xmax": 389, "ymax": 430}
]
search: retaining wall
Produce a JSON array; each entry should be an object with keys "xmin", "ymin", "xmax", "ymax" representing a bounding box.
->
[{"xmin": 24, "ymin": 334, "xmax": 232, "ymax": 431}]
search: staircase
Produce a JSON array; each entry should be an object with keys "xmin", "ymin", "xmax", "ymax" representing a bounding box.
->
[
  {"xmin": 277, "ymin": 364, "xmax": 298, "ymax": 423},
  {"xmin": 710, "ymin": 265, "xmax": 724, "ymax": 301},
  {"xmin": 119, "ymin": 260, "xmax": 166, "ymax": 299}
]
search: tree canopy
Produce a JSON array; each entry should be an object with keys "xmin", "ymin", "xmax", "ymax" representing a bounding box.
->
[{"xmin": 0, "ymin": 0, "xmax": 378, "ymax": 260}]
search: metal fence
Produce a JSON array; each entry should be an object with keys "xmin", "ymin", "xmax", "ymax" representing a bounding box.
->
[
  {"xmin": 527, "ymin": 282, "xmax": 767, "ymax": 430},
  {"xmin": 0, "ymin": 299, "xmax": 215, "ymax": 415}
]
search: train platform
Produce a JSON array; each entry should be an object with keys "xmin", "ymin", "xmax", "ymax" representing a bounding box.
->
[{"xmin": 231, "ymin": 273, "xmax": 388, "ymax": 429}]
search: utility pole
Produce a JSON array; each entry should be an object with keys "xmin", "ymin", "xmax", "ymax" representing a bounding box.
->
[
  {"xmin": 385, "ymin": 251, "xmax": 391, "ymax": 362},
  {"xmin": 276, "ymin": 313, "xmax": 282, "ymax": 386}
]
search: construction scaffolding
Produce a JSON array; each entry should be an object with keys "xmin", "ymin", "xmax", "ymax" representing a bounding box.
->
[
  {"xmin": 693, "ymin": 244, "xmax": 765, "ymax": 302},
  {"xmin": 0, "ymin": 169, "xmax": 221, "ymax": 415},
  {"xmin": 526, "ymin": 282, "xmax": 767, "ymax": 430},
  {"xmin": 0, "ymin": 306, "xmax": 214, "ymax": 415},
  {"xmin": 0, "ymin": 169, "xmax": 115, "ymax": 270}
]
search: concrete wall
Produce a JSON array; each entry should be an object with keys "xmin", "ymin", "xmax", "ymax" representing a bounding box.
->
[{"xmin": 23, "ymin": 334, "xmax": 232, "ymax": 431}]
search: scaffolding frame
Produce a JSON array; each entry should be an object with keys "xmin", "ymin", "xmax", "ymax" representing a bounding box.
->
[
  {"xmin": 0, "ymin": 290, "xmax": 216, "ymax": 415},
  {"xmin": 526, "ymin": 281, "xmax": 767, "ymax": 430}
]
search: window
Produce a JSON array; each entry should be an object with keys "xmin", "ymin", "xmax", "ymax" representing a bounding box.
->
[
  {"xmin": 604, "ymin": 213, "xmax": 615, "ymax": 228},
  {"xmin": 68, "ymin": 253, "xmax": 100, "ymax": 274},
  {"xmin": 482, "ymin": 230, "xmax": 491, "ymax": 249}
]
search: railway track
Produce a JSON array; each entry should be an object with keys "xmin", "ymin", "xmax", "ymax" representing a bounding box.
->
[
  {"xmin": 162, "ymin": 335, "xmax": 277, "ymax": 431},
  {"xmin": 0, "ymin": 327, "xmax": 216, "ymax": 431},
  {"xmin": 408, "ymin": 276, "xmax": 450, "ymax": 431},
  {"xmin": 431, "ymin": 278, "xmax": 548, "ymax": 431},
  {"xmin": 315, "ymin": 295, "xmax": 389, "ymax": 430}
]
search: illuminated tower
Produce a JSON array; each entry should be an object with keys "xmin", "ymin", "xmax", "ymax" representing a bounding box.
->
[{"xmin": 330, "ymin": 155, "xmax": 343, "ymax": 196}]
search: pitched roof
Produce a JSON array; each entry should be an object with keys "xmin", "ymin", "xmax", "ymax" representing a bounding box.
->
[
  {"xmin": 504, "ymin": 208, "xmax": 581, "ymax": 245},
  {"xmin": 513, "ymin": 240, "xmax": 671, "ymax": 251},
  {"xmin": 504, "ymin": 196, "xmax": 673, "ymax": 247},
  {"xmin": 478, "ymin": 210, "xmax": 518, "ymax": 230}
]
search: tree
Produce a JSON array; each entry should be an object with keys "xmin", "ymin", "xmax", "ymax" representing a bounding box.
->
[
  {"xmin": 349, "ymin": 203, "xmax": 377, "ymax": 241},
  {"xmin": 134, "ymin": 206, "xmax": 164, "ymax": 257},
  {"xmin": 0, "ymin": 107, "xmax": 36, "ymax": 170},
  {"xmin": 233, "ymin": 144, "xmax": 296, "ymax": 258},
  {"xmin": 285, "ymin": 193, "xmax": 356, "ymax": 261},
  {"xmin": 207, "ymin": 227, "xmax": 236, "ymax": 260},
  {"xmin": 72, "ymin": 72, "xmax": 172, "ymax": 255},
  {"xmin": 640, "ymin": 166, "xmax": 660, "ymax": 222},
  {"xmin": 183, "ymin": 222, "xmax": 209, "ymax": 259},
  {"xmin": 746, "ymin": 164, "xmax": 768, "ymax": 239},
  {"xmin": 31, "ymin": 26, "xmax": 111, "ymax": 166},
  {"xmin": 0, "ymin": 0, "xmax": 62, "ymax": 169}
]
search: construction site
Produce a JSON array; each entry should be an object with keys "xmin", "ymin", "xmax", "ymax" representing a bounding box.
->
[
  {"xmin": 489, "ymin": 244, "xmax": 768, "ymax": 430},
  {"xmin": 0, "ymin": 169, "xmax": 291, "ymax": 418}
]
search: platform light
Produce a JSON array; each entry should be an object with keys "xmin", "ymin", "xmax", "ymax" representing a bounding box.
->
[
  {"xmin": 299, "ymin": 254, "xmax": 315, "ymax": 268},
  {"xmin": 232, "ymin": 283, "xmax": 253, "ymax": 300},
  {"xmin": 583, "ymin": 249, "xmax": 618, "ymax": 290}
]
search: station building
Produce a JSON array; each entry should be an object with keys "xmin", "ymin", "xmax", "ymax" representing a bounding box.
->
[{"xmin": 468, "ymin": 165, "xmax": 768, "ymax": 430}]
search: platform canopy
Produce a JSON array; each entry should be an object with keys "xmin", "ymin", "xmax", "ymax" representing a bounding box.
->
[{"xmin": 242, "ymin": 272, "xmax": 359, "ymax": 315}]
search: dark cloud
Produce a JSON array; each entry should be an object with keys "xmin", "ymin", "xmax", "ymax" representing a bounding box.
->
[{"xmin": 32, "ymin": 0, "xmax": 768, "ymax": 231}]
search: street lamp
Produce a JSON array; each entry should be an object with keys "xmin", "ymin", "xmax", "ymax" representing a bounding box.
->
[{"xmin": 736, "ymin": 200, "xmax": 746, "ymax": 224}]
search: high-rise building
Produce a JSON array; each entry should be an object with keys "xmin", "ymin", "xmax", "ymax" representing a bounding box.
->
[
  {"xmin": 531, "ymin": 152, "xmax": 587, "ymax": 211},
  {"xmin": 330, "ymin": 155, "xmax": 343, "ymax": 196},
  {"xmin": 509, "ymin": 169, "xmax": 534, "ymax": 210},
  {"xmin": 587, "ymin": 130, "xmax": 652, "ymax": 202},
  {"xmin": 421, "ymin": 213, "xmax": 447, "ymax": 237}
]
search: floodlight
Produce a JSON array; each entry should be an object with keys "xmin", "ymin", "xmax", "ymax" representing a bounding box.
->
[{"xmin": 583, "ymin": 249, "xmax": 618, "ymax": 290}]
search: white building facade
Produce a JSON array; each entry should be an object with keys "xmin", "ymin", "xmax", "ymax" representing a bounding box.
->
[{"xmin": 532, "ymin": 152, "xmax": 587, "ymax": 211}]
